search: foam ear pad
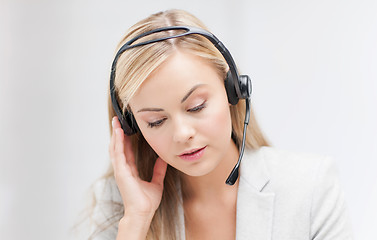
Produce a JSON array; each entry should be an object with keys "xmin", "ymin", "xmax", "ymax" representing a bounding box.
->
[
  {"xmin": 121, "ymin": 111, "xmax": 139, "ymax": 135},
  {"xmin": 224, "ymin": 71, "xmax": 239, "ymax": 105}
]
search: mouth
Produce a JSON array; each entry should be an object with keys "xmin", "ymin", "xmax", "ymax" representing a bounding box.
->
[{"xmin": 179, "ymin": 146, "xmax": 207, "ymax": 161}]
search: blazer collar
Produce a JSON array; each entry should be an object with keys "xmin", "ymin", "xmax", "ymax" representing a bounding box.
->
[
  {"xmin": 239, "ymin": 147, "xmax": 271, "ymax": 191},
  {"xmin": 236, "ymin": 147, "xmax": 275, "ymax": 240}
]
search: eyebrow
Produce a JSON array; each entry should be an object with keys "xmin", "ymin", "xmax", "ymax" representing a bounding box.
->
[
  {"xmin": 181, "ymin": 84, "xmax": 205, "ymax": 103},
  {"xmin": 137, "ymin": 84, "xmax": 205, "ymax": 113}
]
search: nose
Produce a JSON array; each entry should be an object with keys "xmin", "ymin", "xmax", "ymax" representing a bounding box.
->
[{"xmin": 172, "ymin": 116, "xmax": 195, "ymax": 143}]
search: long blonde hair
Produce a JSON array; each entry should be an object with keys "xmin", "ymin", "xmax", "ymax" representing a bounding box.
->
[{"xmin": 90, "ymin": 9, "xmax": 269, "ymax": 240}]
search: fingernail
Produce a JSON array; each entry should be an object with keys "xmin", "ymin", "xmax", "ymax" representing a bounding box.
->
[{"xmin": 112, "ymin": 117, "xmax": 116, "ymax": 128}]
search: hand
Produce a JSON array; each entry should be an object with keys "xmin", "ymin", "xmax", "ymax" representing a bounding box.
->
[{"xmin": 109, "ymin": 116, "xmax": 168, "ymax": 219}]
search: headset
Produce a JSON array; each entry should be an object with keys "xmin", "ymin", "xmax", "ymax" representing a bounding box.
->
[{"xmin": 110, "ymin": 26, "xmax": 251, "ymax": 185}]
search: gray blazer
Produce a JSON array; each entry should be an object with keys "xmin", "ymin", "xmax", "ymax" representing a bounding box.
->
[
  {"xmin": 177, "ymin": 147, "xmax": 353, "ymax": 240},
  {"xmin": 91, "ymin": 147, "xmax": 353, "ymax": 239}
]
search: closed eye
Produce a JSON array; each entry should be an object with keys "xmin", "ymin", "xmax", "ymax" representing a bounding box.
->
[
  {"xmin": 147, "ymin": 118, "xmax": 166, "ymax": 128},
  {"xmin": 147, "ymin": 101, "xmax": 206, "ymax": 128},
  {"xmin": 188, "ymin": 101, "xmax": 207, "ymax": 112}
]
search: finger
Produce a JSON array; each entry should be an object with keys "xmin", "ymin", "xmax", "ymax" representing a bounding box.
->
[
  {"xmin": 113, "ymin": 128, "xmax": 133, "ymax": 179},
  {"xmin": 123, "ymin": 134, "xmax": 139, "ymax": 177},
  {"xmin": 151, "ymin": 157, "xmax": 167, "ymax": 187},
  {"xmin": 109, "ymin": 117, "xmax": 118, "ymax": 160},
  {"xmin": 112, "ymin": 128, "xmax": 144, "ymax": 196},
  {"xmin": 109, "ymin": 116, "xmax": 122, "ymax": 157},
  {"xmin": 112, "ymin": 116, "xmax": 121, "ymax": 128},
  {"xmin": 111, "ymin": 117, "xmax": 139, "ymax": 178}
]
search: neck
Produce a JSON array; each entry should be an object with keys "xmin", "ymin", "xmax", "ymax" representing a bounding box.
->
[{"xmin": 180, "ymin": 140, "xmax": 240, "ymax": 202}]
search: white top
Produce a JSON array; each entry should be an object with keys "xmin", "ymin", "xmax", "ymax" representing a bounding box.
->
[{"xmin": 90, "ymin": 147, "xmax": 353, "ymax": 239}]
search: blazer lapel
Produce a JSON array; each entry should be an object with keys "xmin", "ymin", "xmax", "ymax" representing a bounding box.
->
[{"xmin": 236, "ymin": 148, "xmax": 275, "ymax": 240}]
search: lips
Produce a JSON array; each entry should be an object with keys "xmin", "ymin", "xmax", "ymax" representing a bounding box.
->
[{"xmin": 179, "ymin": 146, "xmax": 206, "ymax": 161}]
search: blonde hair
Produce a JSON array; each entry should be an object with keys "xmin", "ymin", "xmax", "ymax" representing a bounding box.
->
[{"xmin": 90, "ymin": 9, "xmax": 269, "ymax": 240}]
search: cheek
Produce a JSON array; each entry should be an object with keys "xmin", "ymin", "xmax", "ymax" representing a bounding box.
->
[
  {"xmin": 141, "ymin": 131, "xmax": 178, "ymax": 166},
  {"xmin": 200, "ymin": 103, "xmax": 232, "ymax": 141},
  {"xmin": 142, "ymin": 133, "xmax": 170, "ymax": 159}
]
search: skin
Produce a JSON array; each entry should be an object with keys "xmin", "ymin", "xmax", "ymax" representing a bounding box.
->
[{"xmin": 110, "ymin": 50, "xmax": 239, "ymax": 239}]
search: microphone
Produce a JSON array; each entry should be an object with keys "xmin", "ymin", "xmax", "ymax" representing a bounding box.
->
[{"xmin": 225, "ymin": 97, "xmax": 251, "ymax": 185}]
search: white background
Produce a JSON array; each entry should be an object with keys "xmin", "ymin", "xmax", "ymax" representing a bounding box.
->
[{"xmin": 1, "ymin": 0, "xmax": 376, "ymax": 239}]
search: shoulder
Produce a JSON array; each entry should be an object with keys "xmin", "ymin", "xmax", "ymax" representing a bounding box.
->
[
  {"xmin": 92, "ymin": 176, "xmax": 122, "ymax": 203},
  {"xmin": 91, "ymin": 176, "xmax": 123, "ymax": 220},
  {"xmin": 89, "ymin": 177, "xmax": 122, "ymax": 239},
  {"xmin": 241, "ymin": 146, "xmax": 343, "ymax": 218},
  {"xmin": 260, "ymin": 147, "xmax": 341, "ymax": 198},
  {"xmin": 243, "ymin": 146, "xmax": 337, "ymax": 188},
  {"xmin": 240, "ymin": 147, "xmax": 353, "ymax": 239},
  {"xmin": 251, "ymin": 146, "xmax": 332, "ymax": 171},
  {"xmin": 242, "ymin": 146, "xmax": 342, "ymax": 201}
]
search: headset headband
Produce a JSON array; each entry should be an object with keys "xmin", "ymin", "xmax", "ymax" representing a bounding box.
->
[{"xmin": 110, "ymin": 26, "xmax": 243, "ymax": 122}]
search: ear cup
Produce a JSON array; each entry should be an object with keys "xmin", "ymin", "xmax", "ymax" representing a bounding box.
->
[
  {"xmin": 120, "ymin": 111, "xmax": 139, "ymax": 135},
  {"xmin": 224, "ymin": 71, "xmax": 239, "ymax": 105},
  {"xmin": 239, "ymin": 75, "xmax": 252, "ymax": 99}
]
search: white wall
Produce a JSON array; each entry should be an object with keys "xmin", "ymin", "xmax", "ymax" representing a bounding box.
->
[{"xmin": 1, "ymin": 0, "xmax": 376, "ymax": 239}]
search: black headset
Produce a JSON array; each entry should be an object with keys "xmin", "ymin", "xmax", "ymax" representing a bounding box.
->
[{"xmin": 110, "ymin": 26, "xmax": 251, "ymax": 185}]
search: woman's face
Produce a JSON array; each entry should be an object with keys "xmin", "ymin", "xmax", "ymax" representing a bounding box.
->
[{"xmin": 129, "ymin": 51, "xmax": 234, "ymax": 177}]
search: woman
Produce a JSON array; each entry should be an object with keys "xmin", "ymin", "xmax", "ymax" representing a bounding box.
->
[{"xmin": 89, "ymin": 9, "xmax": 352, "ymax": 240}]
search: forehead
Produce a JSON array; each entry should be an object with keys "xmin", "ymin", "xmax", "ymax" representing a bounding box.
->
[{"xmin": 130, "ymin": 51, "xmax": 223, "ymax": 107}]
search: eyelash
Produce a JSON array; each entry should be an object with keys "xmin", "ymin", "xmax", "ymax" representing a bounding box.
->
[
  {"xmin": 147, "ymin": 118, "xmax": 166, "ymax": 128},
  {"xmin": 147, "ymin": 101, "xmax": 207, "ymax": 128}
]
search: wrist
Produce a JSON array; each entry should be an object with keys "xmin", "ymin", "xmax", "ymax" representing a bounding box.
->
[
  {"xmin": 120, "ymin": 211, "xmax": 155, "ymax": 225},
  {"xmin": 117, "ymin": 211, "xmax": 155, "ymax": 239},
  {"xmin": 123, "ymin": 208, "xmax": 155, "ymax": 222}
]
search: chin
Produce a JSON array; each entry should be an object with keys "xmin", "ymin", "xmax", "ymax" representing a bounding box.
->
[{"xmin": 179, "ymin": 157, "xmax": 222, "ymax": 177}]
